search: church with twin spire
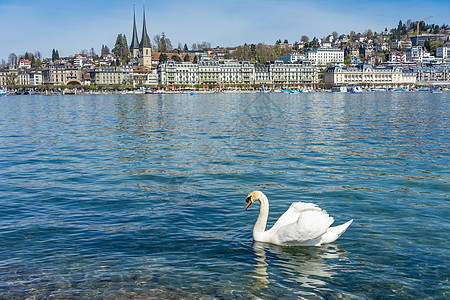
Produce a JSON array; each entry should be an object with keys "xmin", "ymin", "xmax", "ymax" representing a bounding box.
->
[{"xmin": 130, "ymin": 7, "xmax": 152, "ymax": 68}]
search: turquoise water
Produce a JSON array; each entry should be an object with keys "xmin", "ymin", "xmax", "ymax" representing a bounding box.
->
[{"xmin": 0, "ymin": 92, "xmax": 448, "ymax": 298}]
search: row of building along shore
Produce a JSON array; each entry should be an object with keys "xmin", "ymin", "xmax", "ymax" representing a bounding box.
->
[{"xmin": 1, "ymin": 10, "xmax": 450, "ymax": 91}]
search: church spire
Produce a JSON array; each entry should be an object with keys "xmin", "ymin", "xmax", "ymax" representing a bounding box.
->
[
  {"xmin": 130, "ymin": 5, "xmax": 139, "ymax": 51},
  {"xmin": 139, "ymin": 6, "xmax": 151, "ymax": 49}
]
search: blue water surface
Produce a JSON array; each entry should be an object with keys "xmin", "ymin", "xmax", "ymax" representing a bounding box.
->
[{"xmin": 0, "ymin": 92, "xmax": 449, "ymax": 298}]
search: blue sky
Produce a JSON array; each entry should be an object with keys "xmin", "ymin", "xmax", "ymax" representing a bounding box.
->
[{"xmin": 0, "ymin": 0, "xmax": 448, "ymax": 61}]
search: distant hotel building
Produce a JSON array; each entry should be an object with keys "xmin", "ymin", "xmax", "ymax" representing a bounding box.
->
[
  {"xmin": 158, "ymin": 60, "xmax": 318, "ymax": 86},
  {"xmin": 90, "ymin": 66, "xmax": 133, "ymax": 85},
  {"xmin": 324, "ymin": 64, "xmax": 416, "ymax": 87}
]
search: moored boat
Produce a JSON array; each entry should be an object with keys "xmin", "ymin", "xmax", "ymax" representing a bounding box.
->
[
  {"xmin": 332, "ymin": 86, "xmax": 347, "ymax": 92},
  {"xmin": 0, "ymin": 86, "xmax": 9, "ymax": 96}
]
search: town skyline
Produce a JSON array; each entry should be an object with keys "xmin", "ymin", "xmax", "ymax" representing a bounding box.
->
[{"xmin": 1, "ymin": 0, "xmax": 449, "ymax": 61}]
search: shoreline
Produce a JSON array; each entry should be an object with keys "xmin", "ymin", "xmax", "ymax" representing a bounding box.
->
[{"xmin": 1, "ymin": 88, "xmax": 448, "ymax": 96}]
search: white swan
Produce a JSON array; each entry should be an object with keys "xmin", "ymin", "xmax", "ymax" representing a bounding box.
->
[{"xmin": 245, "ymin": 191, "xmax": 353, "ymax": 246}]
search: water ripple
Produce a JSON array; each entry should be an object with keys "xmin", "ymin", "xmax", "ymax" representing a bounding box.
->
[{"xmin": 0, "ymin": 92, "xmax": 448, "ymax": 298}]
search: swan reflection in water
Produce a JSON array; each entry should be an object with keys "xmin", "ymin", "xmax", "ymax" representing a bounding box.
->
[{"xmin": 251, "ymin": 241, "xmax": 348, "ymax": 293}]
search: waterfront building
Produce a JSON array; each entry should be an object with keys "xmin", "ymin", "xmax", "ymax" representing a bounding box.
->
[
  {"xmin": 0, "ymin": 68, "xmax": 17, "ymax": 86},
  {"xmin": 198, "ymin": 60, "xmax": 221, "ymax": 85},
  {"xmin": 158, "ymin": 62, "xmax": 199, "ymax": 86},
  {"xmin": 18, "ymin": 70, "xmax": 30, "ymax": 86},
  {"xmin": 271, "ymin": 61, "xmax": 317, "ymax": 85},
  {"xmin": 220, "ymin": 62, "xmax": 243, "ymax": 85},
  {"xmin": 415, "ymin": 65, "xmax": 450, "ymax": 83},
  {"xmin": 254, "ymin": 64, "xmax": 271, "ymax": 85},
  {"xmin": 89, "ymin": 66, "xmax": 133, "ymax": 86},
  {"xmin": 324, "ymin": 63, "xmax": 416, "ymax": 87},
  {"xmin": 306, "ymin": 47, "xmax": 344, "ymax": 65},
  {"xmin": 130, "ymin": 7, "xmax": 152, "ymax": 68},
  {"xmin": 42, "ymin": 65, "xmax": 83, "ymax": 85},
  {"xmin": 30, "ymin": 70, "xmax": 43, "ymax": 86},
  {"xmin": 158, "ymin": 60, "xmax": 318, "ymax": 87}
]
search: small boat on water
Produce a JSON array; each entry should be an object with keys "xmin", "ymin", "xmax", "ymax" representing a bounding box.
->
[
  {"xmin": 348, "ymin": 86, "xmax": 363, "ymax": 93},
  {"xmin": 332, "ymin": 86, "xmax": 347, "ymax": 92},
  {"xmin": 0, "ymin": 86, "xmax": 9, "ymax": 96},
  {"xmin": 430, "ymin": 89, "xmax": 442, "ymax": 94}
]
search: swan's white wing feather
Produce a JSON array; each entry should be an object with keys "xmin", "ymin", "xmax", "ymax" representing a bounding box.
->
[
  {"xmin": 269, "ymin": 206, "xmax": 335, "ymax": 246},
  {"xmin": 270, "ymin": 202, "xmax": 323, "ymax": 232}
]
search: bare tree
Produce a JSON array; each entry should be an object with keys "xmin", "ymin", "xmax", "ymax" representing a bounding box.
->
[
  {"xmin": 8, "ymin": 53, "xmax": 17, "ymax": 67},
  {"xmin": 153, "ymin": 34, "xmax": 162, "ymax": 51},
  {"xmin": 199, "ymin": 41, "xmax": 211, "ymax": 51},
  {"xmin": 301, "ymin": 35, "xmax": 309, "ymax": 43}
]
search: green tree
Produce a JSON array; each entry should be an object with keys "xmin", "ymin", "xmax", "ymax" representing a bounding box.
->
[
  {"xmin": 250, "ymin": 44, "xmax": 256, "ymax": 57},
  {"xmin": 113, "ymin": 34, "xmax": 129, "ymax": 65},
  {"xmin": 424, "ymin": 40, "xmax": 431, "ymax": 52},
  {"xmin": 184, "ymin": 43, "xmax": 188, "ymax": 51},
  {"xmin": 183, "ymin": 54, "xmax": 190, "ymax": 62},
  {"xmin": 430, "ymin": 40, "xmax": 444, "ymax": 56},
  {"xmin": 172, "ymin": 54, "xmax": 181, "ymax": 62},
  {"xmin": 159, "ymin": 53, "xmax": 168, "ymax": 63}
]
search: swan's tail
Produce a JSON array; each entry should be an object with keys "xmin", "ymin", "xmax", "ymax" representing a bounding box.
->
[{"xmin": 317, "ymin": 219, "xmax": 353, "ymax": 245}]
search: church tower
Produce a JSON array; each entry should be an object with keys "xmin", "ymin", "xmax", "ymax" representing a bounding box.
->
[
  {"xmin": 139, "ymin": 8, "xmax": 152, "ymax": 67},
  {"xmin": 130, "ymin": 6, "xmax": 140, "ymax": 64},
  {"xmin": 129, "ymin": 6, "xmax": 152, "ymax": 68}
]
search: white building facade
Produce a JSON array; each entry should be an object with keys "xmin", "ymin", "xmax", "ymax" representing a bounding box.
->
[
  {"xmin": 306, "ymin": 48, "xmax": 344, "ymax": 65},
  {"xmin": 436, "ymin": 45, "xmax": 450, "ymax": 59},
  {"xmin": 324, "ymin": 64, "xmax": 416, "ymax": 87},
  {"xmin": 158, "ymin": 60, "xmax": 319, "ymax": 86}
]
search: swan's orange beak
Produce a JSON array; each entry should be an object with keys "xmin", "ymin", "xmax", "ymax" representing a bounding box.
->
[{"xmin": 245, "ymin": 198, "xmax": 252, "ymax": 210}]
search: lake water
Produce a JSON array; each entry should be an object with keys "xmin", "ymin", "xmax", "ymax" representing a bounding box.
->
[{"xmin": 0, "ymin": 92, "xmax": 448, "ymax": 299}]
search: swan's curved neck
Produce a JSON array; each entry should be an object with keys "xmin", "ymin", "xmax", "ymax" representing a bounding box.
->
[{"xmin": 253, "ymin": 195, "xmax": 269, "ymax": 237}]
